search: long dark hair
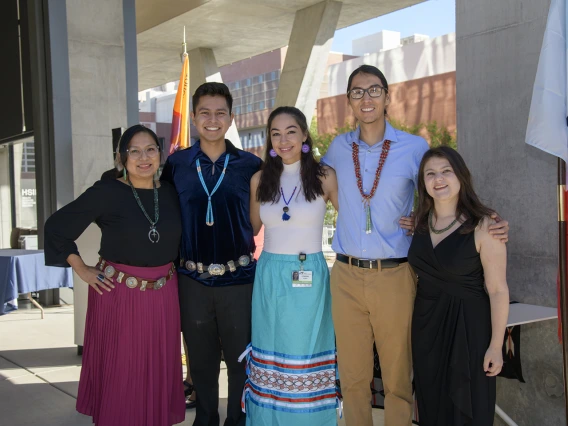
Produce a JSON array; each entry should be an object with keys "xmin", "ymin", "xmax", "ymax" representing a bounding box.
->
[
  {"xmin": 115, "ymin": 124, "xmax": 160, "ymax": 177},
  {"xmin": 257, "ymin": 106, "xmax": 325, "ymax": 203},
  {"xmin": 415, "ymin": 146, "xmax": 494, "ymax": 234}
]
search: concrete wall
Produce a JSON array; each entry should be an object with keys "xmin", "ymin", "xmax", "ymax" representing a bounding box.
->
[
  {"xmin": 456, "ymin": 0, "xmax": 565, "ymax": 424},
  {"xmin": 317, "ymin": 71, "xmax": 456, "ymax": 137},
  {"xmin": 66, "ymin": 0, "xmax": 128, "ymax": 195}
]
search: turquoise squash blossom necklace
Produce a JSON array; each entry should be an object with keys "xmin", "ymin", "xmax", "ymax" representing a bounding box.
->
[
  {"xmin": 196, "ymin": 154, "xmax": 230, "ymax": 226},
  {"xmin": 128, "ymin": 178, "xmax": 160, "ymax": 243}
]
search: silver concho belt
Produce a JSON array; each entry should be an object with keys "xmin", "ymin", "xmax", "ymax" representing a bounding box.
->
[{"xmin": 180, "ymin": 254, "xmax": 253, "ymax": 277}]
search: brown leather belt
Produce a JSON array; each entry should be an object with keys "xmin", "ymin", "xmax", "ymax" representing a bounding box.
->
[
  {"xmin": 336, "ymin": 254, "xmax": 407, "ymax": 270},
  {"xmin": 96, "ymin": 259, "xmax": 175, "ymax": 291}
]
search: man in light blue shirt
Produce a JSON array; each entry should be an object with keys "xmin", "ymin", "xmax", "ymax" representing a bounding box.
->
[
  {"xmin": 324, "ymin": 119, "xmax": 428, "ymax": 260},
  {"xmin": 322, "ymin": 65, "xmax": 508, "ymax": 426}
]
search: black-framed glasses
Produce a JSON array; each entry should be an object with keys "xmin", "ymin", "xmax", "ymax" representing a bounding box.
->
[
  {"xmin": 348, "ymin": 85, "xmax": 386, "ymax": 100},
  {"xmin": 126, "ymin": 145, "xmax": 160, "ymax": 159}
]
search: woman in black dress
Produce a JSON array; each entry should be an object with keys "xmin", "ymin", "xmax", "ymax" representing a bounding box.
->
[
  {"xmin": 408, "ymin": 146, "xmax": 509, "ymax": 426},
  {"xmin": 44, "ymin": 125, "xmax": 185, "ymax": 426}
]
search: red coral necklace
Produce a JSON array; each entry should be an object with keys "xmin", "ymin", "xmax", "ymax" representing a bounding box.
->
[{"xmin": 352, "ymin": 140, "xmax": 392, "ymax": 234}]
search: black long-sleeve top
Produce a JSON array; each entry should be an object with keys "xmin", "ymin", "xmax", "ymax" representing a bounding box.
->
[{"xmin": 44, "ymin": 179, "xmax": 182, "ymax": 268}]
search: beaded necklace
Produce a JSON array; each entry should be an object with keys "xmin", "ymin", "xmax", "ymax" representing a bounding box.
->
[
  {"xmin": 428, "ymin": 210, "xmax": 459, "ymax": 234},
  {"xmin": 351, "ymin": 140, "xmax": 391, "ymax": 234},
  {"xmin": 128, "ymin": 179, "xmax": 160, "ymax": 243}
]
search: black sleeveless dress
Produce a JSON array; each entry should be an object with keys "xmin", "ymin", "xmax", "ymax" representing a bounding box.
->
[{"xmin": 408, "ymin": 222, "xmax": 496, "ymax": 426}]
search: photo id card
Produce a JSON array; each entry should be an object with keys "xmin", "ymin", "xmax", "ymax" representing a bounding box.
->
[{"xmin": 292, "ymin": 270, "xmax": 313, "ymax": 287}]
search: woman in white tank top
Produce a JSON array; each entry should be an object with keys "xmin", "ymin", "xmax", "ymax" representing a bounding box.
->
[{"xmin": 241, "ymin": 107, "xmax": 339, "ymax": 426}]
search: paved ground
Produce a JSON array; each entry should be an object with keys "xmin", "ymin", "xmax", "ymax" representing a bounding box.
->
[{"xmin": 0, "ymin": 304, "xmax": 385, "ymax": 425}]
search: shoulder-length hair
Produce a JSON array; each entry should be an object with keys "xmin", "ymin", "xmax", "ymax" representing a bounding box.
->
[
  {"xmin": 256, "ymin": 106, "xmax": 325, "ymax": 203},
  {"xmin": 415, "ymin": 146, "xmax": 494, "ymax": 234},
  {"xmin": 114, "ymin": 124, "xmax": 160, "ymax": 178}
]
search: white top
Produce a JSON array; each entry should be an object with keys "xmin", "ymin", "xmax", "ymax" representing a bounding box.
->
[{"xmin": 260, "ymin": 161, "xmax": 327, "ymax": 254}]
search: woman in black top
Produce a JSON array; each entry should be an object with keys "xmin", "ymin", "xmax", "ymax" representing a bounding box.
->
[
  {"xmin": 408, "ymin": 146, "xmax": 509, "ymax": 426},
  {"xmin": 44, "ymin": 125, "xmax": 185, "ymax": 426}
]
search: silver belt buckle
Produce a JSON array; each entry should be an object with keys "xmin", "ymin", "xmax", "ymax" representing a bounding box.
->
[{"xmin": 208, "ymin": 264, "xmax": 226, "ymax": 276}]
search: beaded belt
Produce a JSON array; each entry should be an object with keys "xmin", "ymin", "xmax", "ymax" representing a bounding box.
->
[
  {"xmin": 180, "ymin": 254, "xmax": 254, "ymax": 277},
  {"xmin": 336, "ymin": 254, "xmax": 407, "ymax": 270},
  {"xmin": 97, "ymin": 259, "xmax": 175, "ymax": 290}
]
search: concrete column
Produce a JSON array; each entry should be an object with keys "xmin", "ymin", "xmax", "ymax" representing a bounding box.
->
[
  {"xmin": 0, "ymin": 146, "xmax": 11, "ymax": 248},
  {"xmin": 188, "ymin": 47, "xmax": 242, "ymax": 148},
  {"xmin": 456, "ymin": 0, "xmax": 564, "ymax": 424},
  {"xmin": 66, "ymin": 0, "xmax": 131, "ymax": 346},
  {"xmin": 123, "ymin": 0, "xmax": 139, "ymax": 126},
  {"xmin": 274, "ymin": 0, "xmax": 342, "ymax": 124},
  {"xmin": 66, "ymin": 0, "xmax": 128, "ymax": 195}
]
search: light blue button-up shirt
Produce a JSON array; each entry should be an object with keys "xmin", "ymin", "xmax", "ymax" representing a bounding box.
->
[{"xmin": 322, "ymin": 121, "xmax": 429, "ymax": 259}]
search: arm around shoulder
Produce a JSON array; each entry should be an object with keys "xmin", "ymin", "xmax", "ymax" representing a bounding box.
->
[
  {"xmin": 321, "ymin": 166, "xmax": 339, "ymax": 211},
  {"xmin": 477, "ymin": 217, "xmax": 508, "ymax": 294},
  {"xmin": 250, "ymin": 171, "xmax": 263, "ymax": 236}
]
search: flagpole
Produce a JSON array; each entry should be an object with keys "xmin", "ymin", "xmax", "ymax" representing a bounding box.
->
[{"xmin": 558, "ymin": 158, "xmax": 568, "ymax": 424}]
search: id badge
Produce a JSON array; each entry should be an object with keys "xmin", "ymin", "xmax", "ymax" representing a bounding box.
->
[{"xmin": 292, "ymin": 271, "xmax": 313, "ymax": 287}]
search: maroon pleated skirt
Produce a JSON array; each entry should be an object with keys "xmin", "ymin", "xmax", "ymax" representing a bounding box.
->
[{"xmin": 76, "ymin": 261, "xmax": 185, "ymax": 426}]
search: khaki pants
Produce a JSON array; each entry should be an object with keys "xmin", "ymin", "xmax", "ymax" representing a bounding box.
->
[{"xmin": 331, "ymin": 260, "xmax": 417, "ymax": 426}]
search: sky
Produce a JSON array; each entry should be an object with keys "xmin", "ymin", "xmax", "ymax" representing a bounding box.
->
[{"xmin": 331, "ymin": 0, "xmax": 456, "ymax": 54}]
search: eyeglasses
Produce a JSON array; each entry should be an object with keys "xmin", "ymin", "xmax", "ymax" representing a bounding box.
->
[
  {"xmin": 348, "ymin": 85, "xmax": 386, "ymax": 100},
  {"xmin": 126, "ymin": 146, "xmax": 160, "ymax": 159}
]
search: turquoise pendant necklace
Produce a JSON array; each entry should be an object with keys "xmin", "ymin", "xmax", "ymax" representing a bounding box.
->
[{"xmin": 196, "ymin": 154, "xmax": 230, "ymax": 226}]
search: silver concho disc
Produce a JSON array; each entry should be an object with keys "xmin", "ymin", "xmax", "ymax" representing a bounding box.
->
[
  {"xmin": 148, "ymin": 227, "xmax": 160, "ymax": 243},
  {"xmin": 104, "ymin": 265, "xmax": 116, "ymax": 278},
  {"xmin": 208, "ymin": 264, "xmax": 225, "ymax": 276},
  {"xmin": 154, "ymin": 277, "xmax": 166, "ymax": 290},
  {"xmin": 238, "ymin": 255, "xmax": 250, "ymax": 267},
  {"xmin": 185, "ymin": 261, "xmax": 197, "ymax": 271},
  {"xmin": 125, "ymin": 277, "xmax": 138, "ymax": 289}
]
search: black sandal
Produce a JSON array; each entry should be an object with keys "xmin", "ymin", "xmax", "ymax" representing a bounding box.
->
[
  {"xmin": 184, "ymin": 381, "xmax": 196, "ymax": 409},
  {"xmin": 183, "ymin": 380, "xmax": 194, "ymax": 397}
]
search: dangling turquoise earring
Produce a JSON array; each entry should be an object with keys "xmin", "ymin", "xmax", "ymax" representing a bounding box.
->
[{"xmin": 123, "ymin": 168, "xmax": 127, "ymax": 180}]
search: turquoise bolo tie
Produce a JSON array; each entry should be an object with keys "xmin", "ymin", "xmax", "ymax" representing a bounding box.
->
[{"xmin": 196, "ymin": 154, "xmax": 230, "ymax": 226}]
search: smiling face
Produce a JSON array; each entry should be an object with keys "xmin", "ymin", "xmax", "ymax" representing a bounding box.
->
[
  {"xmin": 125, "ymin": 132, "xmax": 160, "ymax": 180},
  {"xmin": 269, "ymin": 113, "xmax": 307, "ymax": 164},
  {"xmin": 348, "ymin": 72, "xmax": 390, "ymax": 125},
  {"xmin": 191, "ymin": 95, "xmax": 234, "ymax": 144},
  {"xmin": 423, "ymin": 156, "xmax": 461, "ymax": 203}
]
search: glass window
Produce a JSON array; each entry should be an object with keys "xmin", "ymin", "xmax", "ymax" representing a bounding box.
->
[
  {"xmin": 12, "ymin": 140, "xmax": 38, "ymax": 230},
  {"xmin": 246, "ymin": 104, "xmax": 253, "ymax": 113},
  {"xmin": 234, "ymin": 106, "xmax": 241, "ymax": 115},
  {"xmin": 259, "ymin": 101, "xmax": 265, "ymax": 110},
  {"xmin": 270, "ymin": 71, "xmax": 277, "ymax": 81},
  {"xmin": 234, "ymin": 81, "xmax": 240, "ymax": 89},
  {"xmin": 245, "ymin": 78, "xmax": 252, "ymax": 87},
  {"xmin": 258, "ymin": 74, "xmax": 264, "ymax": 83}
]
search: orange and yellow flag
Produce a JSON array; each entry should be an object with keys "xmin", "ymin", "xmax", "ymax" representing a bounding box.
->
[{"xmin": 168, "ymin": 53, "xmax": 190, "ymax": 154}]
